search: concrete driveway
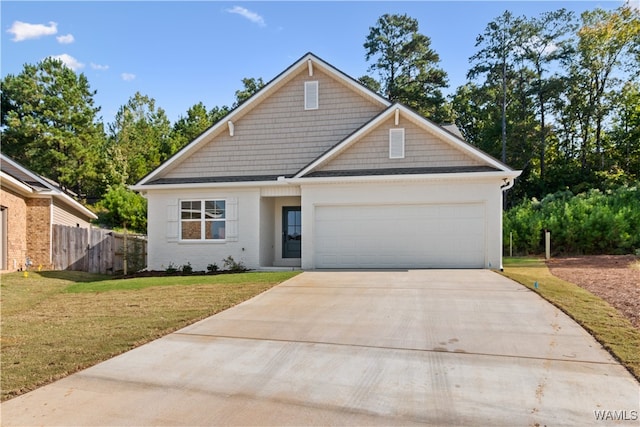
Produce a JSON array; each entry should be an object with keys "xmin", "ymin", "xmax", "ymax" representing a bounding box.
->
[{"xmin": 2, "ymin": 270, "xmax": 638, "ymax": 426}]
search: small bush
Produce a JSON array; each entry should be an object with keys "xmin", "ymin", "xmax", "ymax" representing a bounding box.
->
[
  {"xmin": 207, "ymin": 263, "xmax": 219, "ymax": 273},
  {"xmin": 181, "ymin": 262, "xmax": 193, "ymax": 274},
  {"xmin": 222, "ymin": 256, "xmax": 247, "ymax": 272},
  {"xmin": 165, "ymin": 263, "xmax": 178, "ymax": 274}
]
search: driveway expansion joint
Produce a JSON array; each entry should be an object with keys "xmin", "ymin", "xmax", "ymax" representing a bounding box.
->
[{"xmin": 172, "ymin": 331, "xmax": 621, "ymax": 366}]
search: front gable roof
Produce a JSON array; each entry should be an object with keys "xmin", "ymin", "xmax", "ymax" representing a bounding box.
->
[
  {"xmin": 134, "ymin": 53, "xmax": 519, "ymax": 190},
  {"xmin": 295, "ymin": 103, "xmax": 514, "ymax": 178},
  {"xmin": 135, "ymin": 52, "xmax": 391, "ymax": 187}
]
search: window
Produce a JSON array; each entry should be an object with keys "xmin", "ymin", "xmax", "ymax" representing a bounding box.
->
[
  {"xmin": 304, "ymin": 81, "xmax": 318, "ymax": 110},
  {"xmin": 389, "ymin": 128, "xmax": 405, "ymax": 159},
  {"xmin": 180, "ymin": 200, "xmax": 226, "ymax": 240}
]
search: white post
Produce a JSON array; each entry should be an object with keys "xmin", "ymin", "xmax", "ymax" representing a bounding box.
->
[{"xmin": 545, "ymin": 231, "xmax": 551, "ymax": 260}]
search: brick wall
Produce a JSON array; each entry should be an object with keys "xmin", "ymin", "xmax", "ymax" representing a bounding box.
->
[
  {"xmin": 1, "ymin": 188, "xmax": 28, "ymax": 271},
  {"xmin": 25, "ymin": 198, "xmax": 52, "ymax": 269}
]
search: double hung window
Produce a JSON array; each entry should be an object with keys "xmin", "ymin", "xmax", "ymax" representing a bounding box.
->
[{"xmin": 180, "ymin": 200, "xmax": 226, "ymax": 240}]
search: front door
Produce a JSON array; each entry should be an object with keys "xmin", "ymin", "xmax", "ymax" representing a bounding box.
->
[{"xmin": 282, "ymin": 207, "xmax": 301, "ymax": 258}]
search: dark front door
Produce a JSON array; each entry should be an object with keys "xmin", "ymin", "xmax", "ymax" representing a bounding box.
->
[{"xmin": 282, "ymin": 207, "xmax": 301, "ymax": 258}]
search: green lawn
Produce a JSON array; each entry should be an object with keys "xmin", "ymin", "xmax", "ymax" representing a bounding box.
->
[
  {"xmin": 501, "ymin": 258, "xmax": 640, "ymax": 381},
  {"xmin": 0, "ymin": 270, "xmax": 300, "ymax": 401},
  {"xmin": 3, "ymin": 264, "xmax": 637, "ymax": 401}
]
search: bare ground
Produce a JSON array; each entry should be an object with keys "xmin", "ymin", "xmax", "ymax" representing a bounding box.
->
[{"xmin": 546, "ymin": 255, "xmax": 640, "ymax": 330}]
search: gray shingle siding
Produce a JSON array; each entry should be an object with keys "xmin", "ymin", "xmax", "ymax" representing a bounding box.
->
[
  {"xmin": 161, "ymin": 68, "xmax": 384, "ymax": 180},
  {"xmin": 318, "ymin": 116, "xmax": 485, "ymax": 172}
]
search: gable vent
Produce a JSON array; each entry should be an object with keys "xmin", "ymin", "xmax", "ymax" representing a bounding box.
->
[
  {"xmin": 304, "ymin": 81, "xmax": 318, "ymax": 110},
  {"xmin": 389, "ymin": 128, "xmax": 405, "ymax": 159}
]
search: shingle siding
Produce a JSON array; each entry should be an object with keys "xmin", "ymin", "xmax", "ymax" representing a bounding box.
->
[
  {"xmin": 319, "ymin": 117, "xmax": 484, "ymax": 172},
  {"xmin": 163, "ymin": 68, "xmax": 384, "ymax": 180}
]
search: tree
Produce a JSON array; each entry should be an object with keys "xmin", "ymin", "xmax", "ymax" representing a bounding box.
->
[
  {"xmin": 357, "ymin": 75, "xmax": 381, "ymax": 94},
  {"xmin": 105, "ymin": 92, "xmax": 172, "ymax": 185},
  {"xmin": 233, "ymin": 77, "xmax": 265, "ymax": 107},
  {"xmin": 569, "ymin": 6, "xmax": 640, "ymax": 171},
  {"xmin": 519, "ymin": 9, "xmax": 577, "ymax": 185},
  {"xmin": 170, "ymin": 102, "xmax": 229, "ymax": 152},
  {"xmin": 364, "ymin": 13, "xmax": 450, "ymax": 122},
  {"xmin": 0, "ymin": 58, "xmax": 105, "ymax": 197},
  {"xmin": 97, "ymin": 184, "xmax": 147, "ymax": 233},
  {"xmin": 468, "ymin": 10, "xmax": 526, "ymax": 164},
  {"xmin": 607, "ymin": 81, "xmax": 640, "ymax": 180}
]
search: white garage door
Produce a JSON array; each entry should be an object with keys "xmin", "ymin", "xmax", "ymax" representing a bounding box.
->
[{"xmin": 314, "ymin": 203, "xmax": 485, "ymax": 269}]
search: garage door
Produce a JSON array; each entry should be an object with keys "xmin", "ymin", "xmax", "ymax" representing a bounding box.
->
[{"xmin": 314, "ymin": 203, "xmax": 485, "ymax": 269}]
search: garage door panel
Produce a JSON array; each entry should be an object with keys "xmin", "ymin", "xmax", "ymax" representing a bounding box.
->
[{"xmin": 315, "ymin": 204, "xmax": 485, "ymax": 269}]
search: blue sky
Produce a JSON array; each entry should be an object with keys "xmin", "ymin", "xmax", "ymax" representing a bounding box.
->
[{"xmin": 1, "ymin": 1, "xmax": 632, "ymax": 125}]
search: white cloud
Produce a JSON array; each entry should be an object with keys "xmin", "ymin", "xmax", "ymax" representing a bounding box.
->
[
  {"xmin": 56, "ymin": 33, "xmax": 74, "ymax": 44},
  {"xmin": 627, "ymin": 0, "xmax": 639, "ymax": 10},
  {"xmin": 121, "ymin": 73, "xmax": 136, "ymax": 81},
  {"xmin": 7, "ymin": 20, "xmax": 57, "ymax": 41},
  {"xmin": 226, "ymin": 6, "xmax": 266, "ymax": 27},
  {"xmin": 49, "ymin": 54, "xmax": 84, "ymax": 71},
  {"xmin": 90, "ymin": 62, "xmax": 109, "ymax": 71}
]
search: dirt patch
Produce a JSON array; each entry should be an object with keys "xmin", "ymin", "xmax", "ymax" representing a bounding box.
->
[{"xmin": 546, "ymin": 255, "xmax": 640, "ymax": 329}]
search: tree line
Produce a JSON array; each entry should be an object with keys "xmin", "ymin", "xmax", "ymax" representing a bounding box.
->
[{"xmin": 1, "ymin": 5, "xmax": 638, "ymax": 232}]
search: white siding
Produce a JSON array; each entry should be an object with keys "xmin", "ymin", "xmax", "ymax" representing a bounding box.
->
[{"xmin": 146, "ymin": 188, "xmax": 261, "ymax": 271}]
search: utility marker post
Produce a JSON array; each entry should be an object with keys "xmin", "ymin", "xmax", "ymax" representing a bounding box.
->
[{"xmin": 545, "ymin": 230, "xmax": 551, "ymax": 260}]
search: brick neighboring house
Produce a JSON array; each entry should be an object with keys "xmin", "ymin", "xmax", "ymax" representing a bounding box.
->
[{"xmin": 0, "ymin": 154, "xmax": 98, "ymax": 271}]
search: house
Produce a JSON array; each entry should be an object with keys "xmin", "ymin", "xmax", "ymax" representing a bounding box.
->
[
  {"xmin": 133, "ymin": 53, "xmax": 521, "ymax": 271},
  {"xmin": 0, "ymin": 154, "xmax": 98, "ymax": 271}
]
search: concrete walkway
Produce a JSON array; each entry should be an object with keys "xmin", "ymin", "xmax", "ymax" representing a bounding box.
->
[{"xmin": 2, "ymin": 270, "xmax": 638, "ymax": 426}]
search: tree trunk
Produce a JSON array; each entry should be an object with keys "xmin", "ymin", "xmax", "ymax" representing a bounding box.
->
[{"xmin": 501, "ymin": 59, "xmax": 507, "ymax": 165}]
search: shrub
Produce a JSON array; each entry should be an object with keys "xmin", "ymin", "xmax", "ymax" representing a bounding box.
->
[
  {"xmin": 504, "ymin": 183, "xmax": 640, "ymax": 255},
  {"xmin": 222, "ymin": 256, "xmax": 247, "ymax": 272}
]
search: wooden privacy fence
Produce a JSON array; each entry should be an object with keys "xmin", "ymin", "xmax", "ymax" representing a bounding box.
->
[{"xmin": 52, "ymin": 225, "xmax": 147, "ymax": 274}]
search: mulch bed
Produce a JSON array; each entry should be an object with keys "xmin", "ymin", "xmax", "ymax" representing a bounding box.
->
[{"xmin": 546, "ymin": 255, "xmax": 640, "ymax": 330}]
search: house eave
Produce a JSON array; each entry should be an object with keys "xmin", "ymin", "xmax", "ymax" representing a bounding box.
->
[
  {"xmin": 0, "ymin": 165, "xmax": 97, "ymax": 220},
  {"xmin": 291, "ymin": 170, "xmax": 522, "ymax": 185},
  {"xmin": 131, "ymin": 178, "xmax": 294, "ymax": 192},
  {"xmin": 132, "ymin": 170, "xmax": 522, "ymax": 192},
  {"xmin": 1, "ymin": 171, "xmax": 35, "ymax": 196}
]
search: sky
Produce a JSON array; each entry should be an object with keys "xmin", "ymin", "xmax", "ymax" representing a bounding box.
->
[{"xmin": 1, "ymin": 1, "xmax": 635, "ymax": 125}]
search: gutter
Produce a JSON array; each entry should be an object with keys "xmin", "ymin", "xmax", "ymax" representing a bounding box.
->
[
  {"xmin": 500, "ymin": 178, "xmax": 517, "ymax": 191},
  {"xmin": 132, "ymin": 170, "xmax": 523, "ymax": 192}
]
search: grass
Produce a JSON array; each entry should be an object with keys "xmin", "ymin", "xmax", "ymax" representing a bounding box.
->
[
  {"xmin": 501, "ymin": 257, "xmax": 640, "ymax": 381},
  {"xmin": 0, "ymin": 270, "xmax": 300, "ymax": 401}
]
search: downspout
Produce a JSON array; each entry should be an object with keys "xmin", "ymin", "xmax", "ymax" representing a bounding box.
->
[
  {"xmin": 499, "ymin": 178, "xmax": 515, "ymax": 271},
  {"xmin": 500, "ymin": 179, "xmax": 515, "ymax": 192}
]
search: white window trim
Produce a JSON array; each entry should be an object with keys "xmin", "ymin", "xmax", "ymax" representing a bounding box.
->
[
  {"xmin": 304, "ymin": 81, "xmax": 319, "ymax": 110},
  {"xmin": 389, "ymin": 128, "xmax": 405, "ymax": 159},
  {"xmin": 179, "ymin": 199, "xmax": 227, "ymax": 241}
]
